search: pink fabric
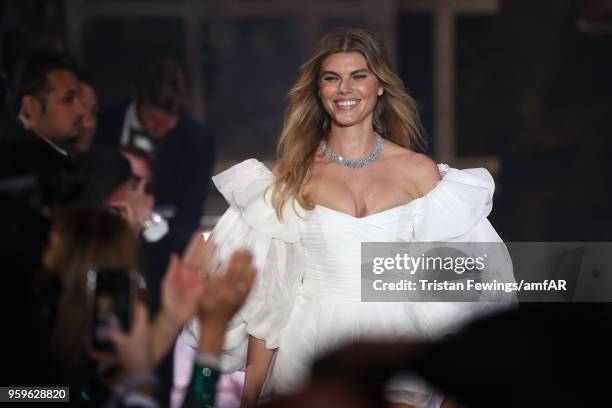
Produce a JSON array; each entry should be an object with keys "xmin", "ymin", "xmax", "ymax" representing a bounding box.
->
[{"xmin": 172, "ymin": 332, "xmax": 245, "ymax": 408}]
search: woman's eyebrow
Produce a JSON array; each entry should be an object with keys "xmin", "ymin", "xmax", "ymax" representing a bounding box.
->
[
  {"xmin": 320, "ymin": 70, "xmax": 339, "ymax": 77},
  {"xmin": 320, "ymin": 68, "xmax": 370, "ymax": 77}
]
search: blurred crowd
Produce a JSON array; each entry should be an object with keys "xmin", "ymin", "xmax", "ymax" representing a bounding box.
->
[{"xmin": 0, "ymin": 46, "xmax": 221, "ymax": 406}]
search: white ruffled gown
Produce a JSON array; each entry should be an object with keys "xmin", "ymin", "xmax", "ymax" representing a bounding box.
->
[{"xmin": 182, "ymin": 159, "xmax": 515, "ymax": 407}]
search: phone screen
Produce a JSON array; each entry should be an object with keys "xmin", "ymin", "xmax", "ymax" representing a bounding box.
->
[{"xmin": 87, "ymin": 267, "xmax": 136, "ymax": 352}]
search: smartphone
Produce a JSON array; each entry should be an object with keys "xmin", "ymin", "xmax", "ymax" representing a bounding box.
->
[{"xmin": 86, "ymin": 267, "xmax": 138, "ymax": 352}]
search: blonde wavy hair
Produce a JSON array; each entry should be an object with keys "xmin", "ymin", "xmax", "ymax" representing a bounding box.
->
[{"xmin": 271, "ymin": 27, "xmax": 424, "ymax": 219}]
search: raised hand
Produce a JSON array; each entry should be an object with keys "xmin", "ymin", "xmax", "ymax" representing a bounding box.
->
[
  {"xmin": 198, "ymin": 249, "xmax": 256, "ymax": 325},
  {"xmin": 107, "ymin": 302, "xmax": 153, "ymax": 375},
  {"xmin": 108, "ymin": 200, "xmax": 140, "ymax": 232},
  {"xmin": 150, "ymin": 231, "xmax": 213, "ymax": 366},
  {"xmin": 182, "ymin": 230, "xmax": 215, "ymax": 280},
  {"xmin": 160, "ymin": 231, "xmax": 213, "ymax": 325},
  {"xmin": 197, "ymin": 250, "xmax": 256, "ymax": 356}
]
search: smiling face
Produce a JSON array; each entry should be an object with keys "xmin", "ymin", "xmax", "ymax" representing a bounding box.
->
[{"xmin": 318, "ymin": 51, "xmax": 383, "ymax": 130}]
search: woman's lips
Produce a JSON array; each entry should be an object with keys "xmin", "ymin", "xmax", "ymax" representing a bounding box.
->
[{"xmin": 334, "ymin": 99, "xmax": 360, "ymax": 110}]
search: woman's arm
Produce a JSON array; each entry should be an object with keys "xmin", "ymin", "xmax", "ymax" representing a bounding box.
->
[
  {"xmin": 151, "ymin": 232, "xmax": 213, "ymax": 365},
  {"xmin": 241, "ymin": 335, "xmax": 274, "ymax": 408},
  {"xmin": 150, "ymin": 308, "xmax": 183, "ymax": 366},
  {"xmin": 181, "ymin": 316, "xmax": 226, "ymax": 408}
]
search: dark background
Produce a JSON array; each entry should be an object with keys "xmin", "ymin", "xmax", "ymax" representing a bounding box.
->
[{"xmin": 2, "ymin": 0, "xmax": 611, "ymax": 241}]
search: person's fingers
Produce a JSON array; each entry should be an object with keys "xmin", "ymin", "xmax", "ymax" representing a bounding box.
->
[
  {"xmin": 232, "ymin": 250, "xmax": 254, "ymax": 281},
  {"xmin": 239, "ymin": 254, "xmax": 256, "ymax": 285},
  {"xmin": 199, "ymin": 274, "xmax": 225, "ymax": 312},
  {"xmin": 106, "ymin": 328, "xmax": 128, "ymax": 349},
  {"xmin": 110, "ymin": 201, "xmax": 136, "ymax": 225},
  {"xmin": 109, "ymin": 200, "xmax": 129, "ymax": 214},
  {"xmin": 188, "ymin": 275, "xmax": 205, "ymax": 302},
  {"xmin": 201, "ymin": 274, "xmax": 222, "ymax": 295},
  {"xmin": 199, "ymin": 238, "xmax": 216, "ymax": 280},
  {"xmin": 131, "ymin": 302, "xmax": 150, "ymax": 334},
  {"xmin": 207, "ymin": 235, "xmax": 227, "ymax": 277},
  {"xmin": 199, "ymin": 250, "xmax": 254, "ymax": 306},
  {"xmin": 88, "ymin": 349, "xmax": 119, "ymax": 366},
  {"xmin": 225, "ymin": 250, "xmax": 255, "ymax": 298},
  {"xmin": 162, "ymin": 253, "xmax": 180, "ymax": 285},
  {"xmin": 226, "ymin": 250, "xmax": 253, "ymax": 279},
  {"xmin": 234, "ymin": 265, "xmax": 256, "ymax": 301},
  {"xmin": 183, "ymin": 230, "xmax": 217, "ymax": 281},
  {"xmin": 182, "ymin": 232, "xmax": 198, "ymax": 263},
  {"xmin": 183, "ymin": 230, "xmax": 206, "ymax": 267},
  {"xmin": 244, "ymin": 265, "xmax": 257, "ymax": 291},
  {"xmin": 186, "ymin": 238, "xmax": 215, "ymax": 281},
  {"xmin": 234, "ymin": 261, "xmax": 255, "ymax": 298}
]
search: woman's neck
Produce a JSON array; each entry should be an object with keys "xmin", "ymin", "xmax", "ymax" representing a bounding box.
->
[{"xmin": 326, "ymin": 121, "xmax": 376, "ymax": 160}]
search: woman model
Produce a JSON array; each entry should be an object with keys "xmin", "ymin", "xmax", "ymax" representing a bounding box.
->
[{"xmin": 183, "ymin": 27, "xmax": 514, "ymax": 407}]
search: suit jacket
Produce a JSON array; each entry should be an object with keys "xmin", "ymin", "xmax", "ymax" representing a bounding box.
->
[
  {"xmin": 96, "ymin": 102, "xmax": 216, "ymax": 253},
  {"xmin": 0, "ymin": 118, "xmax": 89, "ymax": 387},
  {"xmin": 0, "ymin": 118, "xmax": 88, "ymax": 207}
]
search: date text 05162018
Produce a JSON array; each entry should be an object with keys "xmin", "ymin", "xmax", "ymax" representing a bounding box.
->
[{"xmin": 0, "ymin": 387, "xmax": 69, "ymax": 402}]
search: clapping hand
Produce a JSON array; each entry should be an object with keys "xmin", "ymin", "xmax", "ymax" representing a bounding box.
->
[
  {"xmin": 197, "ymin": 249, "xmax": 256, "ymax": 355},
  {"xmin": 160, "ymin": 230, "xmax": 256, "ymax": 328},
  {"xmin": 149, "ymin": 231, "xmax": 212, "ymax": 366},
  {"xmin": 160, "ymin": 231, "xmax": 214, "ymax": 325},
  {"xmin": 109, "ymin": 201, "xmax": 140, "ymax": 232},
  {"xmin": 154, "ymin": 232, "xmax": 256, "ymax": 361},
  {"xmin": 199, "ymin": 249, "xmax": 256, "ymax": 324}
]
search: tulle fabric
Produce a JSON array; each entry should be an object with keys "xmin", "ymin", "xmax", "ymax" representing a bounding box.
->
[
  {"xmin": 183, "ymin": 159, "xmax": 304, "ymax": 372},
  {"xmin": 181, "ymin": 159, "xmax": 515, "ymax": 407}
]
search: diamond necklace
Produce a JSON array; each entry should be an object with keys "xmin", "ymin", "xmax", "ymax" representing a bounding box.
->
[{"xmin": 320, "ymin": 133, "xmax": 384, "ymax": 168}]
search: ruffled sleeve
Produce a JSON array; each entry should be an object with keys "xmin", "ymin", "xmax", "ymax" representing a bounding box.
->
[
  {"xmin": 411, "ymin": 165, "xmax": 495, "ymax": 242},
  {"xmin": 181, "ymin": 159, "xmax": 303, "ymax": 372},
  {"xmin": 404, "ymin": 165, "xmax": 517, "ymax": 334}
]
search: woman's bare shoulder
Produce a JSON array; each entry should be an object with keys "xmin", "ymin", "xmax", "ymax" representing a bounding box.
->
[{"xmin": 383, "ymin": 141, "xmax": 440, "ymax": 195}]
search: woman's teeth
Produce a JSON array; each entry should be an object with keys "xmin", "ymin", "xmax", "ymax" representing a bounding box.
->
[{"xmin": 336, "ymin": 99, "xmax": 359, "ymax": 108}]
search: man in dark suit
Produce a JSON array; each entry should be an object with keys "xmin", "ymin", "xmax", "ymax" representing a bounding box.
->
[
  {"xmin": 0, "ymin": 48, "xmax": 89, "ymax": 387},
  {"xmin": 1, "ymin": 48, "xmax": 88, "ymax": 207},
  {"xmin": 95, "ymin": 58, "xmax": 215, "ymax": 405}
]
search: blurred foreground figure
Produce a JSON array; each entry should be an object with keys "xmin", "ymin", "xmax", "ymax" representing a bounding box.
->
[
  {"xmin": 96, "ymin": 57, "xmax": 215, "ymax": 310},
  {"xmin": 278, "ymin": 303, "xmax": 612, "ymax": 408},
  {"xmin": 0, "ymin": 50, "xmax": 90, "ymax": 306},
  {"xmin": 76, "ymin": 146, "xmax": 154, "ymax": 232},
  {"xmin": 0, "ymin": 198, "xmax": 256, "ymax": 406},
  {"xmin": 96, "ymin": 57, "xmax": 215, "ymax": 404}
]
